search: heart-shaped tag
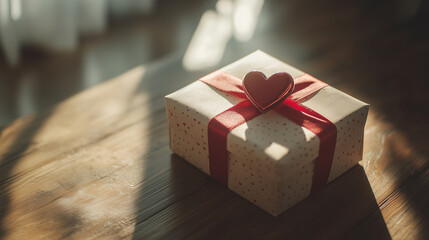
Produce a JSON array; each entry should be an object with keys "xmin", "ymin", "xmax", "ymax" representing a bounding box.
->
[{"xmin": 242, "ymin": 71, "xmax": 295, "ymax": 112}]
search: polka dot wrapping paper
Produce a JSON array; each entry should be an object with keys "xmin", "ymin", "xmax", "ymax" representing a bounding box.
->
[{"xmin": 165, "ymin": 51, "xmax": 369, "ymax": 216}]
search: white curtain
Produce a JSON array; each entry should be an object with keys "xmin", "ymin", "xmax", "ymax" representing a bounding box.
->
[{"xmin": 0, "ymin": 0, "xmax": 155, "ymax": 66}]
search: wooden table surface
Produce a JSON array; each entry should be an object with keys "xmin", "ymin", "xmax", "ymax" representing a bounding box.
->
[{"xmin": 0, "ymin": 0, "xmax": 428, "ymax": 239}]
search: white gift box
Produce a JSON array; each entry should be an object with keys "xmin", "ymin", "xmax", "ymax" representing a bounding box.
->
[{"xmin": 165, "ymin": 50, "xmax": 369, "ymax": 216}]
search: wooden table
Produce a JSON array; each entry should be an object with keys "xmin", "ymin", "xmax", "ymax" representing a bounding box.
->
[{"xmin": 0, "ymin": 1, "xmax": 428, "ymax": 239}]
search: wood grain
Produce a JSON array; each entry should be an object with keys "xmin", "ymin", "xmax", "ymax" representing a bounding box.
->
[{"xmin": 0, "ymin": 55, "xmax": 425, "ymax": 239}]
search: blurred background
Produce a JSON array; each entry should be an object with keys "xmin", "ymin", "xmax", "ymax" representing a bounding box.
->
[{"xmin": 0, "ymin": 0, "xmax": 428, "ymax": 139}]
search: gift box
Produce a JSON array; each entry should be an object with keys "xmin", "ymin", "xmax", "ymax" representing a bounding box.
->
[{"xmin": 164, "ymin": 50, "xmax": 369, "ymax": 216}]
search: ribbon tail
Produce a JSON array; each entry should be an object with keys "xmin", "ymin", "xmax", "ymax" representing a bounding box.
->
[
  {"xmin": 208, "ymin": 100, "xmax": 261, "ymax": 185},
  {"xmin": 275, "ymin": 99, "xmax": 337, "ymax": 193}
]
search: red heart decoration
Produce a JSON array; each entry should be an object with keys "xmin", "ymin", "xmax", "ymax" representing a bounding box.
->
[{"xmin": 242, "ymin": 71, "xmax": 295, "ymax": 112}]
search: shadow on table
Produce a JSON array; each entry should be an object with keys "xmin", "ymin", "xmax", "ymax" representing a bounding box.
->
[
  {"xmin": 0, "ymin": 109, "xmax": 54, "ymax": 238},
  {"xmin": 133, "ymin": 152, "xmax": 390, "ymax": 239}
]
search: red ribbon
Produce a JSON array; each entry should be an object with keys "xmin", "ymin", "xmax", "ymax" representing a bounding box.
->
[{"xmin": 200, "ymin": 71, "xmax": 337, "ymax": 193}]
